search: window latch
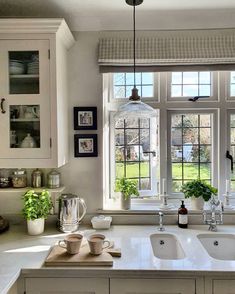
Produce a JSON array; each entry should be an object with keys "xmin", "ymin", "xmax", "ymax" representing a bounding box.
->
[
  {"xmin": 188, "ymin": 96, "xmax": 210, "ymax": 102},
  {"xmin": 226, "ymin": 150, "xmax": 234, "ymax": 173},
  {"xmin": 143, "ymin": 151, "xmax": 156, "ymax": 157}
]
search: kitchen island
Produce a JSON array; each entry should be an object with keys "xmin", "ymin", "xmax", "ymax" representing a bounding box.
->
[{"xmin": 2, "ymin": 221, "xmax": 235, "ymax": 294}]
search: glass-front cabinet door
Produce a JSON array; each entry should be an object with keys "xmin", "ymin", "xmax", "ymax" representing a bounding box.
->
[{"xmin": 0, "ymin": 40, "xmax": 50, "ymax": 159}]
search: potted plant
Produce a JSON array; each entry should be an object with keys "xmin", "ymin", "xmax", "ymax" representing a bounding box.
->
[
  {"xmin": 22, "ymin": 189, "xmax": 53, "ymax": 235},
  {"xmin": 181, "ymin": 179, "xmax": 217, "ymax": 210},
  {"xmin": 115, "ymin": 178, "xmax": 139, "ymax": 210}
]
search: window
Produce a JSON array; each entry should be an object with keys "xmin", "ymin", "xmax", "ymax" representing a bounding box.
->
[
  {"xmin": 170, "ymin": 113, "xmax": 213, "ymax": 193},
  {"xmin": 103, "ymin": 70, "xmax": 232, "ymax": 207},
  {"xmin": 113, "ymin": 72, "xmax": 154, "ymax": 99},
  {"xmin": 171, "ymin": 72, "xmax": 211, "ymax": 97},
  {"xmin": 113, "ymin": 116, "xmax": 158, "ymax": 196}
]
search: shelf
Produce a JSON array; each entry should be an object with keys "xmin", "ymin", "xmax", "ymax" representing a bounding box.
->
[
  {"xmin": 11, "ymin": 118, "xmax": 40, "ymax": 122},
  {"xmin": 0, "ymin": 186, "xmax": 65, "ymax": 193}
]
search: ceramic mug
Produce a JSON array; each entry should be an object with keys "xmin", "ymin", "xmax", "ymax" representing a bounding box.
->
[
  {"xmin": 87, "ymin": 233, "xmax": 110, "ymax": 255},
  {"xmin": 58, "ymin": 233, "xmax": 83, "ymax": 254}
]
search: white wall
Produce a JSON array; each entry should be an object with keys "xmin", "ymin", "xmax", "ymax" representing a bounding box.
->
[{"xmin": 59, "ymin": 32, "xmax": 103, "ymax": 213}]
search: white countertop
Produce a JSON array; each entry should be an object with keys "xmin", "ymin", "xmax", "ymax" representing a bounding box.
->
[{"xmin": 2, "ymin": 223, "xmax": 235, "ymax": 294}]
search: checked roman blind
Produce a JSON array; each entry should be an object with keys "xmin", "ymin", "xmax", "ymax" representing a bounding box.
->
[{"xmin": 98, "ymin": 29, "xmax": 235, "ymax": 72}]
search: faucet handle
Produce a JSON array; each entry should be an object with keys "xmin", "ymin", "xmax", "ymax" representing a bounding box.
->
[
  {"xmin": 159, "ymin": 211, "xmax": 164, "ymax": 217},
  {"xmin": 209, "ymin": 197, "xmax": 220, "ymax": 208}
]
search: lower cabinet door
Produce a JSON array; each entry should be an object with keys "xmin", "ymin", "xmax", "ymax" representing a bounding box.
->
[
  {"xmin": 25, "ymin": 278, "xmax": 109, "ymax": 294},
  {"xmin": 110, "ymin": 278, "xmax": 196, "ymax": 294},
  {"xmin": 213, "ymin": 279, "xmax": 235, "ymax": 294}
]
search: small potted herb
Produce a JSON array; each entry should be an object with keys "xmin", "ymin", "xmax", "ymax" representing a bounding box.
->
[
  {"xmin": 181, "ymin": 179, "xmax": 217, "ymax": 210},
  {"xmin": 115, "ymin": 178, "xmax": 139, "ymax": 210},
  {"xmin": 22, "ymin": 189, "xmax": 53, "ymax": 235}
]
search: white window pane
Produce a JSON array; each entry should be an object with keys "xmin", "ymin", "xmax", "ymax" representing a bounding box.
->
[
  {"xmin": 183, "ymin": 85, "xmax": 198, "ymax": 96},
  {"xmin": 126, "ymin": 85, "xmax": 132, "ymax": 97},
  {"xmin": 142, "ymin": 73, "xmax": 153, "ymax": 84},
  {"xmin": 200, "ymin": 114, "xmax": 211, "ymax": 127},
  {"xmin": 199, "ymin": 85, "xmax": 211, "ymax": 96},
  {"xmin": 230, "ymin": 85, "xmax": 235, "ymax": 96},
  {"xmin": 114, "ymin": 73, "xmax": 125, "ymax": 85},
  {"xmin": 135, "ymin": 72, "xmax": 141, "ymax": 84},
  {"xmin": 231, "ymin": 72, "xmax": 235, "ymax": 83},
  {"xmin": 184, "ymin": 163, "xmax": 199, "ymax": 179},
  {"xmin": 231, "ymin": 115, "xmax": 235, "ymax": 127},
  {"xmin": 126, "ymin": 73, "xmax": 134, "ymax": 85},
  {"xmin": 199, "ymin": 72, "xmax": 211, "ymax": 84},
  {"xmin": 142, "ymin": 85, "xmax": 153, "ymax": 97},
  {"xmin": 114, "ymin": 86, "xmax": 125, "ymax": 98},
  {"xmin": 172, "ymin": 85, "xmax": 182, "ymax": 97},
  {"xmin": 183, "ymin": 72, "xmax": 198, "ymax": 84},
  {"xmin": 172, "ymin": 72, "xmax": 182, "ymax": 84}
]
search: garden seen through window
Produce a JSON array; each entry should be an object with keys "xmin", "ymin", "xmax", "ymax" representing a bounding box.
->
[{"xmin": 104, "ymin": 70, "xmax": 235, "ymax": 203}]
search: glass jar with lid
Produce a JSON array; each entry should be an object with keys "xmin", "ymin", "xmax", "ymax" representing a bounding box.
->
[
  {"xmin": 47, "ymin": 169, "xmax": 60, "ymax": 188},
  {"xmin": 12, "ymin": 169, "xmax": 27, "ymax": 188}
]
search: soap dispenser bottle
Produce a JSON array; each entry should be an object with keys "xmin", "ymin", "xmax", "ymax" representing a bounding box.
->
[{"xmin": 178, "ymin": 200, "xmax": 188, "ymax": 228}]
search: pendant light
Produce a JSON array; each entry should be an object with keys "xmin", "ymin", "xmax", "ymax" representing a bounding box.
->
[{"xmin": 114, "ymin": 0, "xmax": 156, "ymax": 120}]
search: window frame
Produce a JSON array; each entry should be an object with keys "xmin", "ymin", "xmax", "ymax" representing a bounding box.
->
[
  {"xmin": 109, "ymin": 112, "xmax": 158, "ymax": 198},
  {"xmin": 167, "ymin": 109, "xmax": 218, "ymax": 197},
  {"xmin": 103, "ymin": 70, "xmax": 235, "ymax": 209},
  {"xmin": 166, "ymin": 72, "xmax": 218, "ymax": 102},
  {"xmin": 108, "ymin": 72, "xmax": 159, "ymax": 103}
]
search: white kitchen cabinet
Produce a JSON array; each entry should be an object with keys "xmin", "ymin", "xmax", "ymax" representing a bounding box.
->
[
  {"xmin": 0, "ymin": 19, "xmax": 75, "ymax": 168},
  {"xmin": 205, "ymin": 278, "xmax": 235, "ymax": 294},
  {"xmin": 25, "ymin": 277, "xmax": 109, "ymax": 294},
  {"xmin": 110, "ymin": 278, "xmax": 197, "ymax": 294}
]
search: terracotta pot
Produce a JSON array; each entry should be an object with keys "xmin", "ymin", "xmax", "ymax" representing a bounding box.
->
[
  {"xmin": 27, "ymin": 218, "xmax": 45, "ymax": 235},
  {"xmin": 121, "ymin": 193, "xmax": 131, "ymax": 210},
  {"xmin": 190, "ymin": 196, "xmax": 204, "ymax": 210}
]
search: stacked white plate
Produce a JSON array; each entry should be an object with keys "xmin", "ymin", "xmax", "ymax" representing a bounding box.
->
[
  {"xmin": 9, "ymin": 60, "xmax": 25, "ymax": 75},
  {"xmin": 27, "ymin": 61, "xmax": 39, "ymax": 74}
]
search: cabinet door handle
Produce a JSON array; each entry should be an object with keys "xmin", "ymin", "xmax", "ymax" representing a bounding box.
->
[{"xmin": 0, "ymin": 98, "xmax": 6, "ymax": 114}]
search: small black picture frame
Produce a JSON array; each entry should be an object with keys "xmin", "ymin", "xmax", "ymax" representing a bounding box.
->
[
  {"xmin": 74, "ymin": 134, "xmax": 98, "ymax": 157},
  {"xmin": 74, "ymin": 107, "xmax": 97, "ymax": 130}
]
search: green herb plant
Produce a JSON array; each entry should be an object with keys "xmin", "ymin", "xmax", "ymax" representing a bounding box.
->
[
  {"xmin": 181, "ymin": 179, "xmax": 217, "ymax": 202},
  {"xmin": 115, "ymin": 178, "xmax": 139, "ymax": 200},
  {"xmin": 22, "ymin": 189, "xmax": 53, "ymax": 220}
]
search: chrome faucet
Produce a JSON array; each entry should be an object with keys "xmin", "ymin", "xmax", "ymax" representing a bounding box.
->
[
  {"xmin": 203, "ymin": 197, "xmax": 223, "ymax": 231},
  {"xmin": 158, "ymin": 211, "xmax": 165, "ymax": 231}
]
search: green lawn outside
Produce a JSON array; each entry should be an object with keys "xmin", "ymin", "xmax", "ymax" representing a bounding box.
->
[{"xmin": 116, "ymin": 162, "xmax": 210, "ymax": 180}]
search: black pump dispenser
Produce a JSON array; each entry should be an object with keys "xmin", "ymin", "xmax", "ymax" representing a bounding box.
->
[{"xmin": 178, "ymin": 200, "xmax": 188, "ymax": 228}]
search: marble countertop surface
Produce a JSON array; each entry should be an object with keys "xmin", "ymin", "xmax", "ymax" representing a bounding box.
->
[{"xmin": 2, "ymin": 222, "xmax": 235, "ymax": 293}]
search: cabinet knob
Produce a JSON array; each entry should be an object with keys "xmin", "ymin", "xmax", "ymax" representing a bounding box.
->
[{"xmin": 0, "ymin": 98, "xmax": 6, "ymax": 114}]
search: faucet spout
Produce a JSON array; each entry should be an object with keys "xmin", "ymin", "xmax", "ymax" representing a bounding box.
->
[{"xmin": 158, "ymin": 211, "xmax": 165, "ymax": 231}]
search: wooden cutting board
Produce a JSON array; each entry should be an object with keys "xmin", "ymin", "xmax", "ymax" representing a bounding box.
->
[{"xmin": 45, "ymin": 242, "xmax": 113, "ymax": 266}]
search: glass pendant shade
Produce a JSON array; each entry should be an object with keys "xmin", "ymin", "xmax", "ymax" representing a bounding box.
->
[{"xmin": 114, "ymin": 99, "xmax": 157, "ymax": 119}]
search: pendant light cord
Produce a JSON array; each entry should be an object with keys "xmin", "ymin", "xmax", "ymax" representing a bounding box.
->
[{"xmin": 133, "ymin": 0, "xmax": 136, "ymax": 88}]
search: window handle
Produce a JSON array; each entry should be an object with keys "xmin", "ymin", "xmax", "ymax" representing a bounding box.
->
[
  {"xmin": 0, "ymin": 98, "xmax": 6, "ymax": 114},
  {"xmin": 226, "ymin": 150, "xmax": 234, "ymax": 173},
  {"xmin": 188, "ymin": 96, "xmax": 210, "ymax": 102},
  {"xmin": 143, "ymin": 151, "xmax": 156, "ymax": 157}
]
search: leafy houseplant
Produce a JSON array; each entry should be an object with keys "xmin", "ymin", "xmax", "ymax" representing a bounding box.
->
[
  {"xmin": 22, "ymin": 189, "xmax": 53, "ymax": 235},
  {"xmin": 115, "ymin": 178, "xmax": 139, "ymax": 210},
  {"xmin": 181, "ymin": 179, "xmax": 217, "ymax": 210}
]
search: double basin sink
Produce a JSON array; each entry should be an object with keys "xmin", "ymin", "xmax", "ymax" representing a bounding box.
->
[{"xmin": 150, "ymin": 232, "xmax": 235, "ymax": 260}]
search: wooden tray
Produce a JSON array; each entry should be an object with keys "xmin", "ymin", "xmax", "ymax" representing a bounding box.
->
[{"xmin": 45, "ymin": 242, "xmax": 113, "ymax": 267}]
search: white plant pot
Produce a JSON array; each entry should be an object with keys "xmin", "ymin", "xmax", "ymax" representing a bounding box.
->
[
  {"xmin": 121, "ymin": 193, "xmax": 131, "ymax": 210},
  {"xmin": 27, "ymin": 218, "xmax": 45, "ymax": 235},
  {"xmin": 190, "ymin": 196, "xmax": 204, "ymax": 210}
]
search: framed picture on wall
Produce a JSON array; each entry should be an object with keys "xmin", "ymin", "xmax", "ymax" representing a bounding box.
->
[
  {"xmin": 73, "ymin": 107, "xmax": 97, "ymax": 130},
  {"xmin": 74, "ymin": 134, "xmax": 98, "ymax": 157}
]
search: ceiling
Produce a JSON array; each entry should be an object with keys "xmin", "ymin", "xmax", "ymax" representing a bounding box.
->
[{"xmin": 1, "ymin": 0, "xmax": 235, "ymax": 31}]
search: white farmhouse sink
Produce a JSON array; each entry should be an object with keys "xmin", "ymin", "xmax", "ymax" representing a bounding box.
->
[
  {"xmin": 197, "ymin": 234, "xmax": 235, "ymax": 260},
  {"xmin": 150, "ymin": 233, "xmax": 185, "ymax": 260}
]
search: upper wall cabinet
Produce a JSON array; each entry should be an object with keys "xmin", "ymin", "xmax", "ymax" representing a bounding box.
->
[{"xmin": 0, "ymin": 19, "xmax": 75, "ymax": 168}]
